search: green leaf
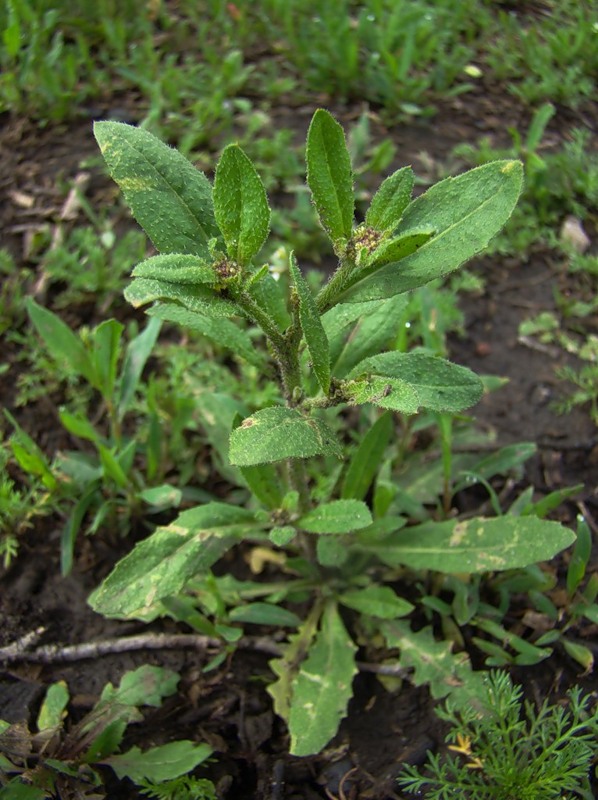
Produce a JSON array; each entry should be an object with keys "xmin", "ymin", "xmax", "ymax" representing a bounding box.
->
[
  {"xmin": 339, "ymin": 586, "xmax": 413, "ymax": 619},
  {"xmin": 105, "ymin": 741, "xmax": 212, "ymax": 783},
  {"xmin": 147, "ymin": 302, "xmax": 265, "ymax": 368},
  {"xmin": 306, "ymin": 109, "xmax": 354, "ymax": 245},
  {"xmin": 229, "ymin": 603, "xmax": 301, "ymax": 627},
  {"xmin": 88, "ymin": 503, "xmax": 257, "ymax": 618},
  {"xmin": 341, "ymin": 160, "xmax": 524, "ymax": 302},
  {"xmin": 381, "ymin": 621, "xmax": 486, "ymax": 706},
  {"xmin": 298, "ymin": 499, "xmax": 372, "ymax": 534},
  {"xmin": 59, "ymin": 409, "xmax": 101, "ymax": 444},
  {"xmin": 239, "ymin": 462, "xmax": 284, "ymax": 509},
  {"xmin": 0, "ymin": 782, "xmax": 47, "ymax": 800},
  {"xmin": 324, "ymin": 295, "xmax": 409, "ymax": 378},
  {"xmin": 341, "ymin": 412, "xmax": 393, "ymax": 500},
  {"xmin": 94, "ymin": 122, "xmax": 219, "ymax": 257},
  {"xmin": 290, "ymin": 253, "xmax": 330, "ymax": 393},
  {"xmin": 289, "ymin": 603, "xmax": 357, "ymax": 756},
  {"xmin": 37, "ymin": 681, "xmax": 69, "ymax": 731},
  {"xmin": 91, "ymin": 319, "xmax": 123, "ymax": 400},
  {"xmin": 213, "ymin": 144, "xmax": 270, "ymax": 265},
  {"xmin": 316, "ymin": 536, "xmax": 348, "ymax": 567},
  {"xmin": 345, "ymin": 352, "xmax": 483, "ymax": 414},
  {"xmin": 365, "ymin": 228, "xmax": 434, "ymax": 270},
  {"xmin": 99, "ymin": 665, "xmax": 180, "ymax": 709},
  {"xmin": 5, "ymin": 410, "xmax": 58, "ymax": 491},
  {"xmin": 229, "ymin": 407, "xmax": 342, "ymax": 466},
  {"xmin": 365, "ymin": 166, "xmax": 414, "ymax": 233},
  {"xmin": 368, "ymin": 516, "xmax": 575, "ymax": 573},
  {"xmin": 131, "ymin": 253, "xmax": 216, "ymax": 284},
  {"xmin": 98, "ymin": 444, "xmax": 129, "ymax": 489},
  {"xmin": 118, "ymin": 316, "xmax": 162, "ymax": 418},
  {"xmin": 124, "ymin": 277, "xmax": 236, "ymax": 317},
  {"xmin": 267, "ymin": 608, "xmax": 321, "ymax": 722},
  {"xmin": 26, "ymin": 298, "xmax": 94, "ymax": 383},
  {"xmin": 138, "ymin": 484, "xmax": 182, "ymax": 508}
]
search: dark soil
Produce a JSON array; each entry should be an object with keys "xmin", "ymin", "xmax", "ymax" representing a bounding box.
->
[{"xmin": 1, "ymin": 87, "xmax": 597, "ymax": 799}]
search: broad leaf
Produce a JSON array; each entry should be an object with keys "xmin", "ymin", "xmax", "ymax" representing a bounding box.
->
[
  {"xmin": 290, "ymin": 253, "xmax": 330, "ymax": 393},
  {"xmin": 213, "ymin": 144, "xmax": 270, "ymax": 265},
  {"xmin": 339, "ymin": 586, "xmax": 413, "ymax": 619},
  {"xmin": 124, "ymin": 277, "xmax": 236, "ymax": 317},
  {"xmin": 147, "ymin": 302, "xmax": 265, "ymax": 368},
  {"xmin": 345, "ymin": 352, "xmax": 483, "ymax": 414},
  {"xmin": 298, "ymin": 499, "xmax": 372, "ymax": 534},
  {"xmin": 289, "ymin": 603, "xmax": 357, "ymax": 756},
  {"xmin": 367, "ymin": 516, "xmax": 575, "ymax": 573},
  {"xmin": 229, "ymin": 407, "xmax": 342, "ymax": 466},
  {"xmin": 306, "ymin": 109, "xmax": 354, "ymax": 245},
  {"xmin": 105, "ymin": 741, "xmax": 212, "ymax": 783},
  {"xmin": 99, "ymin": 665, "xmax": 179, "ymax": 709},
  {"xmin": 94, "ymin": 122, "xmax": 219, "ymax": 257},
  {"xmin": 340, "ymin": 160, "xmax": 524, "ymax": 301},
  {"xmin": 131, "ymin": 253, "xmax": 216, "ymax": 284},
  {"xmin": 341, "ymin": 412, "xmax": 393, "ymax": 500},
  {"xmin": 26, "ymin": 298, "xmax": 94, "ymax": 384},
  {"xmin": 88, "ymin": 503, "xmax": 257, "ymax": 618},
  {"xmin": 365, "ymin": 166, "xmax": 414, "ymax": 233}
]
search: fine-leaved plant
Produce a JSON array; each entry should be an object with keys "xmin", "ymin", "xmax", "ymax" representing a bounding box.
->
[{"xmin": 86, "ymin": 109, "xmax": 576, "ymax": 756}]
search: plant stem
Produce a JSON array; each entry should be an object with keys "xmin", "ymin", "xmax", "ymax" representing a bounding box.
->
[{"xmin": 315, "ymin": 253, "xmax": 357, "ymax": 313}]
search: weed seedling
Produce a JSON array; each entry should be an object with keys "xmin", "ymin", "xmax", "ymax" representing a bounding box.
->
[{"xmin": 85, "ymin": 109, "xmax": 576, "ymax": 756}]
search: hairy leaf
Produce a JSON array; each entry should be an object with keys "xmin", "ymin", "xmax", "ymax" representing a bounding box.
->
[
  {"xmin": 298, "ymin": 499, "xmax": 372, "ymax": 534},
  {"xmin": 88, "ymin": 504, "xmax": 257, "ymax": 618},
  {"xmin": 131, "ymin": 253, "xmax": 216, "ymax": 284},
  {"xmin": 229, "ymin": 407, "xmax": 342, "ymax": 466},
  {"xmin": 290, "ymin": 253, "xmax": 330, "ymax": 393},
  {"xmin": 147, "ymin": 302, "xmax": 265, "ymax": 368},
  {"xmin": 94, "ymin": 122, "xmax": 219, "ymax": 256},
  {"xmin": 124, "ymin": 277, "xmax": 236, "ymax": 317},
  {"xmin": 306, "ymin": 109, "xmax": 354, "ymax": 244},
  {"xmin": 368, "ymin": 516, "xmax": 575, "ymax": 573},
  {"xmin": 365, "ymin": 166, "xmax": 414, "ymax": 233},
  {"xmin": 213, "ymin": 144, "xmax": 270, "ymax": 265},
  {"xmin": 345, "ymin": 352, "xmax": 483, "ymax": 413},
  {"xmin": 341, "ymin": 160, "xmax": 524, "ymax": 301},
  {"xmin": 289, "ymin": 604, "xmax": 357, "ymax": 756},
  {"xmin": 105, "ymin": 741, "xmax": 212, "ymax": 783}
]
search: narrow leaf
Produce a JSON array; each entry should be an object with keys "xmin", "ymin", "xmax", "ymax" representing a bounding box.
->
[
  {"xmin": 341, "ymin": 412, "xmax": 393, "ymax": 500},
  {"xmin": 94, "ymin": 122, "xmax": 220, "ymax": 256},
  {"xmin": 290, "ymin": 253, "xmax": 330, "ymax": 393},
  {"xmin": 147, "ymin": 302, "xmax": 265, "ymax": 368},
  {"xmin": 369, "ymin": 516, "xmax": 575, "ymax": 573},
  {"xmin": 229, "ymin": 407, "xmax": 342, "ymax": 466},
  {"xmin": 213, "ymin": 144, "xmax": 270, "ymax": 265},
  {"xmin": 345, "ymin": 352, "xmax": 483, "ymax": 414},
  {"xmin": 341, "ymin": 160, "xmax": 524, "ymax": 301},
  {"xmin": 37, "ymin": 682, "xmax": 69, "ymax": 732},
  {"xmin": 229, "ymin": 603, "xmax": 301, "ymax": 627},
  {"xmin": 118, "ymin": 316, "xmax": 162, "ymax": 418},
  {"xmin": 91, "ymin": 319, "xmax": 123, "ymax": 399},
  {"xmin": 88, "ymin": 503, "xmax": 257, "ymax": 618},
  {"xmin": 124, "ymin": 277, "xmax": 237, "ymax": 316},
  {"xmin": 306, "ymin": 109, "xmax": 354, "ymax": 244},
  {"xmin": 298, "ymin": 499, "xmax": 372, "ymax": 534},
  {"xmin": 289, "ymin": 603, "xmax": 357, "ymax": 756},
  {"xmin": 366, "ymin": 166, "xmax": 414, "ymax": 233},
  {"xmin": 324, "ymin": 294, "xmax": 408, "ymax": 378},
  {"xmin": 239, "ymin": 462, "xmax": 284, "ymax": 509},
  {"xmin": 131, "ymin": 253, "xmax": 217, "ymax": 284},
  {"xmin": 26, "ymin": 298, "xmax": 94, "ymax": 383}
]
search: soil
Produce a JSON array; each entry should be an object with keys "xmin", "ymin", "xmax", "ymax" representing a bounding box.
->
[{"xmin": 1, "ymin": 82, "xmax": 597, "ymax": 799}]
